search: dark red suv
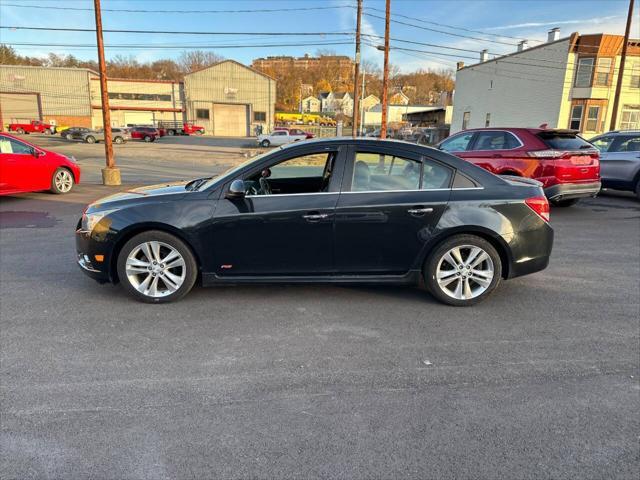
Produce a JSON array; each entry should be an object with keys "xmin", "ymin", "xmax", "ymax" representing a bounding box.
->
[
  {"xmin": 438, "ymin": 128, "xmax": 600, "ymax": 206},
  {"xmin": 129, "ymin": 126, "xmax": 160, "ymax": 142}
]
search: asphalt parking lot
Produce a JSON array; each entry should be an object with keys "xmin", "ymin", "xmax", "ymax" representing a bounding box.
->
[{"xmin": 1, "ymin": 140, "xmax": 639, "ymax": 478}]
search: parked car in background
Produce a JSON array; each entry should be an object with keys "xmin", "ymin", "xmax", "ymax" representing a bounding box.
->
[
  {"xmin": 61, "ymin": 127, "xmax": 91, "ymax": 140},
  {"xmin": 80, "ymin": 128, "xmax": 130, "ymax": 144},
  {"xmin": 155, "ymin": 121, "xmax": 205, "ymax": 136},
  {"xmin": 273, "ymin": 127, "xmax": 315, "ymax": 139},
  {"xmin": 129, "ymin": 126, "xmax": 160, "ymax": 142},
  {"xmin": 257, "ymin": 129, "xmax": 307, "ymax": 147},
  {"xmin": 0, "ymin": 133, "xmax": 80, "ymax": 195},
  {"xmin": 8, "ymin": 120, "xmax": 56, "ymax": 135},
  {"xmin": 589, "ymin": 130, "xmax": 640, "ymax": 199},
  {"xmin": 76, "ymin": 138, "xmax": 552, "ymax": 306},
  {"xmin": 438, "ymin": 128, "xmax": 600, "ymax": 207}
]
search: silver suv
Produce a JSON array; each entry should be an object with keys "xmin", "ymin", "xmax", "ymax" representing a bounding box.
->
[
  {"xmin": 590, "ymin": 130, "xmax": 640, "ymax": 199},
  {"xmin": 80, "ymin": 128, "xmax": 131, "ymax": 144}
]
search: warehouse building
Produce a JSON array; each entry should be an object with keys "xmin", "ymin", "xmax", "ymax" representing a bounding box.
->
[{"xmin": 1, "ymin": 60, "xmax": 276, "ymax": 136}]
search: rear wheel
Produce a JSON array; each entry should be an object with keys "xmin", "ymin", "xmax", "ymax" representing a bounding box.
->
[
  {"xmin": 114, "ymin": 136, "xmax": 124, "ymax": 144},
  {"xmin": 117, "ymin": 231, "xmax": 198, "ymax": 303},
  {"xmin": 43, "ymin": 129, "xmax": 51, "ymax": 135},
  {"xmin": 65, "ymin": 133, "xmax": 73, "ymax": 140},
  {"xmin": 85, "ymin": 136, "xmax": 96, "ymax": 144},
  {"xmin": 143, "ymin": 135, "xmax": 153, "ymax": 142},
  {"xmin": 194, "ymin": 130, "xmax": 203, "ymax": 136},
  {"xmin": 16, "ymin": 128, "xmax": 25, "ymax": 134},
  {"xmin": 167, "ymin": 129, "xmax": 175, "ymax": 136},
  {"xmin": 424, "ymin": 234, "xmax": 502, "ymax": 306},
  {"xmin": 551, "ymin": 198, "xmax": 579, "ymax": 207},
  {"xmin": 50, "ymin": 168, "xmax": 74, "ymax": 194}
]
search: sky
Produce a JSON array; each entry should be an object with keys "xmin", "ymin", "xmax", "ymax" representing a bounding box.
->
[{"xmin": 0, "ymin": 0, "xmax": 638, "ymax": 73}]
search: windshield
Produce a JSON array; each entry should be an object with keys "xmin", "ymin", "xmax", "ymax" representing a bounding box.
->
[{"xmin": 196, "ymin": 148, "xmax": 279, "ymax": 191}]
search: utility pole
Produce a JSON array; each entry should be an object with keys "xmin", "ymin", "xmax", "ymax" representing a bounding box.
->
[
  {"xmin": 352, "ymin": 0, "xmax": 363, "ymax": 136},
  {"xmin": 360, "ymin": 62, "xmax": 366, "ymax": 135},
  {"xmin": 93, "ymin": 0, "xmax": 120, "ymax": 185},
  {"xmin": 379, "ymin": 0, "xmax": 391, "ymax": 139},
  {"xmin": 609, "ymin": 0, "xmax": 635, "ymax": 131}
]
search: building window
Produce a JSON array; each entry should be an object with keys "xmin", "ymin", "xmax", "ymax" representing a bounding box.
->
[
  {"xmin": 575, "ymin": 58, "xmax": 594, "ymax": 87},
  {"xmin": 569, "ymin": 104, "xmax": 583, "ymax": 130},
  {"xmin": 196, "ymin": 109, "xmax": 210, "ymax": 120},
  {"xmin": 108, "ymin": 92, "xmax": 172, "ymax": 101},
  {"xmin": 462, "ymin": 111, "xmax": 470, "ymax": 130},
  {"xmin": 594, "ymin": 58, "xmax": 612, "ymax": 86},
  {"xmin": 585, "ymin": 105, "xmax": 601, "ymax": 131},
  {"xmin": 254, "ymin": 111, "xmax": 266, "ymax": 122},
  {"xmin": 485, "ymin": 113, "xmax": 491, "ymax": 127},
  {"xmin": 629, "ymin": 61, "xmax": 640, "ymax": 88},
  {"xmin": 620, "ymin": 106, "xmax": 640, "ymax": 130}
]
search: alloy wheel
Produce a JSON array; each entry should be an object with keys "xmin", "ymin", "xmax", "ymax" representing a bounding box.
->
[
  {"xmin": 125, "ymin": 241, "xmax": 186, "ymax": 298},
  {"xmin": 435, "ymin": 245, "xmax": 494, "ymax": 300},
  {"xmin": 54, "ymin": 170, "xmax": 73, "ymax": 193}
]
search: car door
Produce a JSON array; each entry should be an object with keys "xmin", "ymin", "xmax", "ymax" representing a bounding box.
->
[
  {"xmin": 269, "ymin": 131, "xmax": 289, "ymax": 145},
  {"xmin": 0, "ymin": 135, "xmax": 41, "ymax": 193},
  {"xmin": 463, "ymin": 130, "xmax": 531, "ymax": 175},
  {"xmin": 598, "ymin": 135, "xmax": 640, "ymax": 187},
  {"xmin": 208, "ymin": 144, "xmax": 346, "ymax": 276},
  {"xmin": 334, "ymin": 144, "xmax": 453, "ymax": 275}
]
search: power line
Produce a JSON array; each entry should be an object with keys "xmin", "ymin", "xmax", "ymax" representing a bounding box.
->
[
  {"xmin": 6, "ymin": 41, "xmax": 355, "ymax": 50},
  {"xmin": 0, "ymin": 3, "xmax": 354, "ymax": 14},
  {"xmin": 0, "ymin": 25, "xmax": 355, "ymax": 36}
]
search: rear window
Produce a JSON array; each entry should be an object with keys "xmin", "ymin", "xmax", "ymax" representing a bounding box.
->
[{"xmin": 537, "ymin": 132, "xmax": 593, "ymax": 150}]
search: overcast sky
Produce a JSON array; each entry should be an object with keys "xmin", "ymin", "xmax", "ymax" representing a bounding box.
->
[{"xmin": 0, "ymin": 0, "xmax": 637, "ymax": 72}]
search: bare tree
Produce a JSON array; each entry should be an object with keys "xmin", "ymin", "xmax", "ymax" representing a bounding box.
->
[{"xmin": 178, "ymin": 50, "xmax": 225, "ymax": 73}]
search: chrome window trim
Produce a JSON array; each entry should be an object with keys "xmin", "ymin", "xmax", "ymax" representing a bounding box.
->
[
  {"xmin": 243, "ymin": 187, "xmax": 484, "ymax": 198},
  {"xmin": 469, "ymin": 130, "xmax": 524, "ymax": 151},
  {"xmin": 245, "ymin": 192, "xmax": 339, "ymax": 198}
]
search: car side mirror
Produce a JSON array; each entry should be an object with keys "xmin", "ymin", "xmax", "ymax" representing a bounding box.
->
[
  {"xmin": 32, "ymin": 149, "xmax": 44, "ymax": 158},
  {"xmin": 226, "ymin": 179, "xmax": 246, "ymax": 199}
]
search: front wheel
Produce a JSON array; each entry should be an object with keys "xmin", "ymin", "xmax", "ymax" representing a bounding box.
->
[
  {"xmin": 16, "ymin": 128, "xmax": 25, "ymax": 134},
  {"xmin": 50, "ymin": 168, "xmax": 74, "ymax": 194},
  {"xmin": 65, "ymin": 133, "xmax": 73, "ymax": 140},
  {"xmin": 114, "ymin": 136, "xmax": 124, "ymax": 144},
  {"xmin": 424, "ymin": 234, "xmax": 502, "ymax": 306},
  {"xmin": 167, "ymin": 129, "xmax": 175, "ymax": 136},
  {"xmin": 117, "ymin": 231, "xmax": 198, "ymax": 303},
  {"xmin": 194, "ymin": 130, "xmax": 203, "ymax": 136},
  {"xmin": 43, "ymin": 129, "xmax": 51, "ymax": 135},
  {"xmin": 260, "ymin": 139, "xmax": 270, "ymax": 147},
  {"xmin": 551, "ymin": 198, "xmax": 579, "ymax": 207},
  {"xmin": 143, "ymin": 135, "xmax": 153, "ymax": 142},
  {"xmin": 85, "ymin": 136, "xmax": 96, "ymax": 144},
  {"xmin": 635, "ymin": 179, "xmax": 640, "ymax": 200}
]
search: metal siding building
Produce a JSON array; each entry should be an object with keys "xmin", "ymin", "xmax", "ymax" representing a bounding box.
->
[
  {"xmin": 0, "ymin": 65, "xmax": 94, "ymax": 128},
  {"xmin": 184, "ymin": 60, "xmax": 276, "ymax": 136}
]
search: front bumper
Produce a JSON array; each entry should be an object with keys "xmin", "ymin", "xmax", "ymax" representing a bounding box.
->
[
  {"xmin": 76, "ymin": 229, "xmax": 110, "ymax": 283},
  {"xmin": 544, "ymin": 181, "xmax": 601, "ymax": 201}
]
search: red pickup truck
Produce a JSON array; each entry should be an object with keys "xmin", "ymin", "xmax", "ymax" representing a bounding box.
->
[
  {"xmin": 156, "ymin": 121, "xmax": 205, "ymax": 136},
  {"xmin": 8, "ymin": 120, "xmax": 56, "ymax": 135}
]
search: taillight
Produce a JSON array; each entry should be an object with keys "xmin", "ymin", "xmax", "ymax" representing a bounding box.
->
[
  {"xmin": 528, "ymin": 149, "xmax": 564, "ymax": 158},
  {"xmin": 525, "ymin": 196, "xmax": 550, "ymax": 222}
]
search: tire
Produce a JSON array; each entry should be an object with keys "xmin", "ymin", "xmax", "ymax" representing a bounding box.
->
[
  {"xmin": 16, "ymin": 128, "xmax": 25, "ymax": 134},
  {"xmin": 85, "ymin": 136, "xmax": 96, "ymax": 144},
  {"xmin": 551, "ymin": 198, "xmax": 579, "ymax": 207},
  {"xmin": 144, "ymin": 135, "xmax": 153, "ymax": 142},
  {"xmin": 167, "ymin": 129, "xmax": 175, "ymax": 136},
  {"xmin": 50, "ymin": 167, "xmax": 74, "ymax": 194},
  {"xmin": 634, "ymin": 179, "xmax": 640, "ymax": 200},
  {"xmin": 194, "ymin": 130, "xmax": 203, "ymax": 136},
  {"xmin": 114, "ymin": 136, "xmax": 124, "ymax": 144},
  {"xmin": 117, "ymin": 230, "xmax": 198, "ymax": 304},
  {"xmin": 43, "ymin": 129, "xmax": 51, "ymax": 135},
  {"xmin": 65, "ymin": 133, "xmax": 73, "ymax": 140},
  {"xmin": 424, "ymin": 234, "xmax": 502, "ymax": 307},
  {"xmin": 261, "ymin": 139, "xmax": 270, "ymax": 147}
]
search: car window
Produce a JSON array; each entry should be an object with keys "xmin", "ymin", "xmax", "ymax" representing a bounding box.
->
[
  {"xmin": 590, "ymin": 135, "xmax": 614, "ymax": 152},
  {"xmin": 611, "ymin": 135, "xmax": 640, "ymax": 152},
  {"xmin": 0, "ymin": 136, "xmax": 34, "ymax": 155},
  {"xmin": 351, "ymin": 152, "xmax": 451, "ymax": 191},
  {"xmin": 439, "ymin": 133, "xmax": 474, "ymax": 152},
  {"xmin": 272, "ymin": 131, "xmax": 287, "ymax": 136},
  {"xmin": 472, "ymin": 131, "xmax": 521, "ymax": 150},
  {"xmin": 268, "ymin": 152, "xmax": 329, "ymax": 179},
  {"xmin": 537, "ymin": 132, "xmax": 593, "ymax": 150}
]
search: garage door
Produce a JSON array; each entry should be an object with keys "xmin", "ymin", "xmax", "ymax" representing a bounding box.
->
[
  {"xmin": 0, "ymin": 93, "xmax": 40, "ymax": 123},
  {"xmin": 213, "ymin": 104, "xmax": 247, "ymax": 137},
  {"xmin": 124, "ymin": 111, "xmax": 154, "ymax": 126}
]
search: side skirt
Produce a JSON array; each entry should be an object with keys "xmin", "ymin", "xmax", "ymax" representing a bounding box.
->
[{"xmin": 202, "ymin": 270, "xmax": 422, "ymax": 287}]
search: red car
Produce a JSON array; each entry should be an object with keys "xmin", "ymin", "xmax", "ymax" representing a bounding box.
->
[
  {"xmin": 0, "ymin": 133, "xmax": 80, "ymax": 195},
  {"xmin": 129, "ymin": 126, "xmax": 160, "ymax": 142},
  {"xmin": 438, "ymin": 128, "xmax": 600, "ymax": 206}
]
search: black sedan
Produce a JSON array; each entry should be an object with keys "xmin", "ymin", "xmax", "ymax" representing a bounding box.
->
[{"xmin": 76, "ymin": 138, "xmax": 553, "ymax": 306}]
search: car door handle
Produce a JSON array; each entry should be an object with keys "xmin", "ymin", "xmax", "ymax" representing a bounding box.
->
[
  {"xmin": 302, "ymin": 213, "xmax": 330, "ymax": 221},
  {"xmin": 407, "ymin": 207, "xmax": 434, "ymax": 215}
]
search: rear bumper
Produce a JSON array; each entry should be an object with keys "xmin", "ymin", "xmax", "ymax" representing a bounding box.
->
[
  {"xmin": 505, "ymin": 222, "xmax": 554, "ymax": 279},
  {"xmin": 544, "ymin": 181, "xmax": 601, "ymax": 201}
]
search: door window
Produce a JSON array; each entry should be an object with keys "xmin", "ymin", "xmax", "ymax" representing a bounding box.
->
[
  {"xmin": 0, "ymin": 136, "xmax": 34, "ymax": 155},
  {"xmin": 611, "ymin": 135, "xmax": 640, "ymax": 152},
  {"xmin": 472, "ymin": 131, "xmax": 521, "ymax": 150},
  {"xmin": 351, "ymin": 152, "xmax": 452, "ymax": 191},
  {"xmin": 439, "ymin": 132, "xmax": 474, "ymax": 152}
]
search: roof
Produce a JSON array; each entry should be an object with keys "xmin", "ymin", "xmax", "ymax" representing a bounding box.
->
[
  {"xmin": 318, "ymin": 92, "xmax": 331, "ymax": 99},
  {"xmin": 185, "ymin": 59, "xmax": 276, "ymax": 81},
  {"xmin": 332, "ymin": 92, "xmax": 350, "ymax": 99},
  {"xmin": 403, "ymin": 107, "xmax": 447, "ymax": 114},
  {"xmin": 0, "ymin": 64, "xmax": 100, "ymax": 77},
  {"xmin": 368, "ymin": 104, "xmax": 435, "ymax": 112}
]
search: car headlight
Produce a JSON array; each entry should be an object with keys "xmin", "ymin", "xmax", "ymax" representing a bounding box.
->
[{"xmin": 81, "ymin": 209, "xmax": 117, "ymax": 233}]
